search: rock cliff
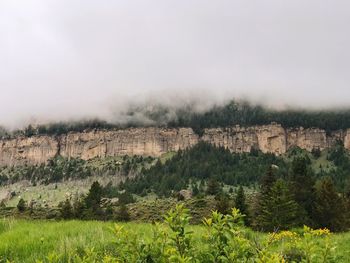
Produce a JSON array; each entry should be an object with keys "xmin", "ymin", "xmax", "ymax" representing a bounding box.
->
[
  {"xmin": 0, "ymin": 136, "xmax": 59, "ymax": 166},
  {"xmin": 1, "ymin": 123, "xmax": 350, "ymax": 166},
  {"xmin": 59, "ymin": 128, "xmax": 199, "ymax": 160},
  {"xmin": 202, "ymin": 124, "xmax": 287, "ymax": 155}
]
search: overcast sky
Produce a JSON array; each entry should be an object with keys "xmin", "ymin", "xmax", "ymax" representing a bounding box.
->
[{"xmin": 1, "ymin": 0, "xmax": 350, "ymax": 128}]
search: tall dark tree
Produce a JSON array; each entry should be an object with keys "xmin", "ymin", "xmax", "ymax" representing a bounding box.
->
[
  {"xmin": 289, "ymin": 156, "xmax": 315, "ymax": 225},
  {"xmin": 311, "ymin": 147, "xmax": 321, "ymax": 158},
  {"xmin": 344, "ymin": 179, "xmax": 350, "ymax": 200},
  {"xmin": 234, "ymin": 186, "xmax": 249, "ymax": 225},
  {"xmin": 191, "ymin": 183, "xmax": 200, "ymax": 197},
  {"xmin": 17, "ymin": 198, "xmax": 26, "ymax": 212},
  {"xmin": 328, "ymin": 141, "xmax": 347, "ymax": 166},
  {"xmin": 215, "ymin": 193, "xmax": 231, "ymax": 215},
  {"xmin": 116, "ymin": 204, "xmax": 130, "ymax": 221},
  {"xmin": 85, "ymin": 181, "xmax": 103, "ymax": 211},
  {"xmin": 253, "ymin": 166, "xmax": 277, "ymax": 228},
  {"xmin": 72, "ymin": 198, "xmax": 85, "ymax": 219},
  {"xmin": 345, "ymin": 182, "xmax": 350, "ymax": 228},
  {"xmin": 256, "ymin": 179, "xmax": 299, "ymax": 232},
  {"xmin": 313, "ymin": 177, "xmax": 348, "ymax": 232},
  {"xmin": 206, "ymin": 178, "xmax": 221, "ymax": 196},
  {"xmin": 260, "ymin": 166, "xmax": 276, "ymax": 195},
  {"xmin": 59, "ymin": 199, "xmax": 73, "ymax": 219}
]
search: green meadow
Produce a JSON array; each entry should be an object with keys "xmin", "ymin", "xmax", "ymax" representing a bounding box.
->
[
  {"xmin": 1, "ymin": 218, "xmax": 350, "ymax": 263},
  {"xmin": 0, "ymin": 219, "xmax": 199, "ymax": 262}
]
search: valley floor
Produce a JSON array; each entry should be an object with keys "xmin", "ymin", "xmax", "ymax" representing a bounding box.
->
[{"xmin": 0, "ymin": 219, "xmax": 350, "ymax": 262}]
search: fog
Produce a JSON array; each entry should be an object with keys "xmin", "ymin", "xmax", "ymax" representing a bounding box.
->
[{"xmin": 1, "ymin": 0, "xmax": 350, "ymax": 128}]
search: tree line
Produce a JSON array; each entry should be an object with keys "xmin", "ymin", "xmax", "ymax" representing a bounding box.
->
[
  {"xmin": 3, "ymin": 99, "xmax": 350, "ymax": 138},
  {"xmin": 169, "ymin": 100, "xmax": 350, "ymax": 135}
]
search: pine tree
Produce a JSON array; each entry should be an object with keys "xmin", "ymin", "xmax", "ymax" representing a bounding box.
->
[
  {"xmin": 84, "ymin": 181, "xmax": 104, "ymax": 219},
  {"xmin": 257, "ymin": 179, "xmax": 299, "ymax": 232},
  {"xmin": 73, "ymin": 197, "xmax": 85, "ymax": 219},
  {"xmin": 311, "ymin": 147, "xmax": 321, "ymax": 158},
  {"xmin": 206, "ymin": 178, "xmax": 221, "ymax": 195},
  {"xmin": 192, "ymin": 183, "xmax": 199, "ymax": 197},
  {"xmin": 215, "ymin": 193, "xmax": 231, "ymax": 215},
  {"xmin": 116, "ymin": 204, "xmax": 130, "ymax": 221},
  {"xmin": 234, "ymin": 186, "xmax": 249, "ymax": 225},
  {"xmin": 104, "ymin": 204, "xmax": 114, "ymax": 221},
  {"xmin": 313, "ymin": 177, "xmax": 348, "ymax": 232},
  {"xmin": 85, "ymin": 181, "xmax": 103, "ymax": 210},
  {"xmin": 17, "ymin": 198, "xmax": 26, "ymax": 212},
  {"xmin": 328, "ymin": 141, "xmax": 347, "ymax": 166},
  {"xmin": 253, "ymin": 166, "xmax": 276, "ymax": 228},
  {"xmin": 345, "ymin": 190, "xmax": 350, "ymax": 229},
  {"xmin": 252, "ymin": 166, "xmax": 276, "ymax": 228},
  {"xmin": 260, "ymin": 166, "xmax": 276, "ymax": 195},
  {"xmin": 344, "ymin": 179, "xmax": 350, "ymax": 200},
  {"xmin": 289, "ymin": 156, "xmax": 315, "ymax": 225},
  {"xmin": 59, "ymin": 199, "xmax": 73, "ymax": 219}
]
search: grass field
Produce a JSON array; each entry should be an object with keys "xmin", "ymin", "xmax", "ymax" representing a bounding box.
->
[
  {"xmin": 0, "ymin": 219, "xmax": 208, "ymax": 262},
  {"xmin": 0, "ymin": 219, "xmax": 116, "ymax": 262},
  {"xmin": 0, "ymin": 218, "xmax": 350, "ymax": 263}
]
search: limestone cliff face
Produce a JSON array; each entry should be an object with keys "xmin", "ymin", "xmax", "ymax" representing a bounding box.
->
[
  {"xmin": 0, "ymin": 124, "xmax": 349, "ymax": 166},
  {"xmin": 59, "ymin": 128, "xmax": 199, "ymax": 160},
  {"xmin": 0, "ymin": 136, "xmax": 58, "ymax": 166},
  {"xmin": 343, "ymin": 130, "xmax": 350, "ymax": 149},
  {"xmin": 201, "ymin": 126, "xmax": 257, "ymax": 153},
  {"xmin": 201, "ymin": 124, "xmax": 286, "ymax": 155},
  {"xmin": 286, "ymin": 128, "xmax": 327, "ymax": 151},
  {"xmin": 256, "ymin": 124, "xmax": 287, "ymax": 154}
]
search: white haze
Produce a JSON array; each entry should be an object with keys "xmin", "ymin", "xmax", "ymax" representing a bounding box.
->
[{"xmin": 1, "ymin": 0, "xmax": 350, "ymax": 128}]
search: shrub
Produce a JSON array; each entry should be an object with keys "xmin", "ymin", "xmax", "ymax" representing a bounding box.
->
[
  {"xmin": 115, "ymin": 204, "xmax": 130, "ymax": 222},
  {"xmin": 17, "ymin": 198, "xmax": 26, "ymax": 212}
]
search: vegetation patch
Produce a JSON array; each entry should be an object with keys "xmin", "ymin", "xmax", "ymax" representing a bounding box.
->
[{"xmin": 0, "ymin": 207, "xmax": 349, "ymax": 262}]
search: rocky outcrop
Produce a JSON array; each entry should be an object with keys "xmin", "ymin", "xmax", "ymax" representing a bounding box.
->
[
  {"xmin": 343, "ymin": 129, "xmax": 350, "ymax": 149},
  {"xmin": 287, "ymin": 127, "xmax": 327, "ymax": 151},
  {"xmin": 0, "ymin": 128, "xmax": 199, "ymax": 166},
  {"xmin": 0, "ymin": 136, "xmax": 59, "ymax": 166},
  {"xmin": 201, "ymin": 126, "xmax": 258, "ymax": 153},
  {"xmin": 201, "ymin": 124, "xmax": 287, "ymax": 155},
  {"xmin": 1, "ymin": 124, "xmax": 350, "ymax": 166},
  {"xmin": 59, "ymin": 128, "xmax": 199, "ymax": 160}
]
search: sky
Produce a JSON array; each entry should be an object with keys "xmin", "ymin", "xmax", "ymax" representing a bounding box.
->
[{"xmin": 1, "ymin": 0, "xmax": 350, "ymax": 128}]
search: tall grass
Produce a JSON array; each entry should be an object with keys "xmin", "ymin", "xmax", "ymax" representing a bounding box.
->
[
  {"xmin": 0, "ymin": 220, "xmax": 114, "ymax": 262},
  {"xmin": 0, "ymin": 219, "xmax": 349, "ymax": 262}
]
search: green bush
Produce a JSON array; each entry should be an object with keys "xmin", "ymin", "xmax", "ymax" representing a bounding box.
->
[{"xmin": 17, "ymin": 198, "xmax": 26, "ymax": 212}]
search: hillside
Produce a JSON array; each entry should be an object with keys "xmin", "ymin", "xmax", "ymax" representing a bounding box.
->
[{"xmin": 1, "ymin": 140, "xmax": 349, "ymax": 206}]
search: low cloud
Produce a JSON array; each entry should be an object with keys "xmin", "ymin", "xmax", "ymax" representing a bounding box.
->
[{"xmin": 1, "ymin": 0, "xmax": 350, "ymax": 128}]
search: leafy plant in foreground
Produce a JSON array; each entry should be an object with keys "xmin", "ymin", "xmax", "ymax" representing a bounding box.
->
[
  {"xmin": 164, "ymin": 204, "xmax": 193, "ymax": 262},
  {"xmin": 202, "ymin": 208, "xmax": 256, "ymax": 262}
]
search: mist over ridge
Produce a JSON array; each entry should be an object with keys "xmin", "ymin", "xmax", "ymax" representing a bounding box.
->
[{"xmin": 1, "ymin": 1, "xmax": 350, "ymax": 128}]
